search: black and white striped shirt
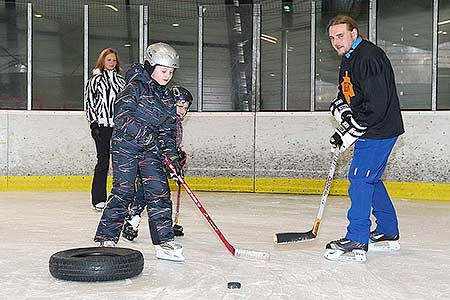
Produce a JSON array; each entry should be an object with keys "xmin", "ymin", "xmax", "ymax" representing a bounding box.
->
[{"xmin": 84, "ymin": 68, "xmax": 126, "ymax": 127}]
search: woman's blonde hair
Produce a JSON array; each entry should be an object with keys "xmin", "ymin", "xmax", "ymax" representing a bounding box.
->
[{"xmin": 95, "ymin": 48, "xmax": 122, "ymax": 73}]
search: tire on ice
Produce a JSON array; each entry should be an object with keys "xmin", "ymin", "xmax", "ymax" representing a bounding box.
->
[{"xmin": 49, "ymin": 247, "xmax": 144, "ymax": 282}]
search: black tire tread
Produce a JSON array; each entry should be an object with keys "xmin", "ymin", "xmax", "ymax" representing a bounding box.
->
[{"xmin": 49, "ymin": 247, "xmax": 144, "ymax": 282}]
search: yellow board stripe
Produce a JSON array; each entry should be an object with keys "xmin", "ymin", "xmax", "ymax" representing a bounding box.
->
[
  {"xmin": 179, "ymin": 177, "xmax": 254, "ymax": 192},
  {"xmin": 255, "ymin": 178, "xmax": 450, "ymax": 201},
  {"xmin": 0, "ymin": 176, "xmax": 112, "ymax": 191},
  {"xmin": 0, "ymin": 176, "xmax": 449, "ymax": 201},
  {"xmin": 256, "ymin": 178, "xmax": 349, "ymax": 195}
]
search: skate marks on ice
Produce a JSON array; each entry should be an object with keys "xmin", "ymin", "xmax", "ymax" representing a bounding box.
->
[{"xmin": 0, "ymin": 192, "xmax": 449, "ymax": 299}]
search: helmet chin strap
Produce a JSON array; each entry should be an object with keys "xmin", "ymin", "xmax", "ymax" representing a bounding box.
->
[{"xmin": 144, "ymin": 61, "xmax": 156, "ymax": 77}]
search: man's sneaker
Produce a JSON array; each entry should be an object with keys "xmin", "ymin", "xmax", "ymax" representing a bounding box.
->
[
  {"xmin": 173, "ymin": 224, "xmax": 184, "ymax": 237},
  {"xmin": 99, "ymin": 240, "xmax": 116, "ymax": 247},
  {"xmin": 93, "ymin": 202, "xmax": 106, "ymax": 211},
  {"xmin": 324, "ymin": 238, "xmax": 368, "ymax": 262},
  {"xmin": 369, "ymin": 231, "xmax": 400, "ymax": 252},
  {"xmin": 155, "ymin": 241, "xmax": 185, "ymax": 262},
  {"xmin": 122, "ymin": 215, "xmax": 141, "ymax": 242}
]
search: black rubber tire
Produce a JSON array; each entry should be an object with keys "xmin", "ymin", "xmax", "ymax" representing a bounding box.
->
[{"xmin": 49, "ymin": 247, "xmax": 144, "ymax": 282}]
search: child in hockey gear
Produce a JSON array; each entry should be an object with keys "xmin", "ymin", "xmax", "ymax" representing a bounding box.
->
[
  {"xmin": 121, "ymin": 86, "xmax": 193, "ymax": 242},
  {"xmin": 84, "ymin": 48, "xmax": 126, "ymax": 211},
  {"xmin": 368, "ymin": 231, "xmax": 400, "ymax": 252},
  {"xmin": 324, "ymin": 238, "xmax": 368, "ymax": 262},
  {"xmin": 94, "ymin": 43, "xmax": 185, "ymax": 262},
  {"xmin": 325, "ymin": 15, "xmax": 404, "ymax": 262}
]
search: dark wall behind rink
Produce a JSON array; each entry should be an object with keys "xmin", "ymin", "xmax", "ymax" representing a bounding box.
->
[{"xmin": 1, "ymin": 1, "xmax": 449, "ymax": 111}]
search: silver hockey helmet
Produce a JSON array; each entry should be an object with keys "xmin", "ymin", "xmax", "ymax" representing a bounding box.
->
[{"xmin": 144, "ymin": 42, "xmax": 179, "ymax": 69}]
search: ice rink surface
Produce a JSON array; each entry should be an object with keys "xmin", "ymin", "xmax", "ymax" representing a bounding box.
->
[{"xmin": 1, "ymin": 191, "xmax": 449, "ymax": 300}]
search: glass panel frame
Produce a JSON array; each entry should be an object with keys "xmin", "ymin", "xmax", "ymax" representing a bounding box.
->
[
  {"xmin": 260, "ymin": 0, "xmax": 311, "ymax": 111},
  {"xmin": 0, "ymin": 1, "xmax": 445, "ymax": 112},
  {"xmin": 260, "ymin": 1, "xmax": 282, "ymax": 110},
  {"xmin": 314, "ymin": 0, "xmax": 369, "ymax": 111},
  {"xmin": 437, "ymin": 0, "xmax": 450, "ymax": 110},
  {"xmin": 202, "ymin": 3, "xmax": 254, "ymax": 112},
  {"xmin": 148, "ymin": 0, "xmax": 199, "ymax": 111},
  {"xmin": 0, "ymin": 2, "xmax": 28, "ymax": 110},
  {"xmin": 377, "ymin": 0, "xmax": 433, "ymax": 110},
  {"xmin": 32, "ymin": 2, "xmax": 84, "ymax": 110},
  {"xmin": 88, "ymin": 3, "xmax": 140, "ymax": 79}
]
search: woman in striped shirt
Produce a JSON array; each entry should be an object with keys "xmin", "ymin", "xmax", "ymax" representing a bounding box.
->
[{"xmin": 84, "ymin": 48, "xmax": 126, "ymax": 211}]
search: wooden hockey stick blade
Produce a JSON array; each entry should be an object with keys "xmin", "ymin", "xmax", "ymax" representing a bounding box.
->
[
  {"xmin": 234, "ymin": 248, "xmax": 270, "ymax": 261},
  {"xmin": 274, "ymin": 230, "xmax": 317, "ymax": 244},
  {"xmin": 274, "ymin": 151, "xmax": 338, "ymax": 245}
]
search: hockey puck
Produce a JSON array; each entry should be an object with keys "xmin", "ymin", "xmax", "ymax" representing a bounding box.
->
[{"xmin": 227, "ymin": 281, "xmax": 241, "ymax": 289}]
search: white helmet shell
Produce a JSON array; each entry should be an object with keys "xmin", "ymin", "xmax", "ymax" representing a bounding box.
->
[{"xmin": 144, "ymin": 42, "xmax": 179, "ymax": 69}]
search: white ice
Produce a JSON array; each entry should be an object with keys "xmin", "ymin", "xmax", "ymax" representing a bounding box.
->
[{"xmin": 1, "ymin": 191, "xmax": 449, "ymax": 300}]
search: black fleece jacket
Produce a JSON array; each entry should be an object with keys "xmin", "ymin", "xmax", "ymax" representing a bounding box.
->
[{"xmin": 337, "ymin": 39, "xmax": 404, "ymax": 139}]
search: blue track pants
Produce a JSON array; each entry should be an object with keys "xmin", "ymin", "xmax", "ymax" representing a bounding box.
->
[{"xmin": 345, "ymin": 137, "xmax": 399, "ymax": 244}]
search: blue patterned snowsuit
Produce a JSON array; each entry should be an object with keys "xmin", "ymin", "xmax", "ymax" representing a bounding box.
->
[
  {"xmin": 94, "ymin": 63, "xmax": 178, "ymax": 245},
  {"xmin": 129, "ymin": 118, "xmax": 185, "ymax": 219}
]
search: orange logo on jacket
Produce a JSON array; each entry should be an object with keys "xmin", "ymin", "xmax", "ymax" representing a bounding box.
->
[{"xmin": 341, "ymin": 71, "xmax": 355, "ymax": 104}]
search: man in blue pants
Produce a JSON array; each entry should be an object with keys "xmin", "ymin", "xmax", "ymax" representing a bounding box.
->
[{"xmin": 324, "ymin": 15, "xmax": 404, "ymax": 262}]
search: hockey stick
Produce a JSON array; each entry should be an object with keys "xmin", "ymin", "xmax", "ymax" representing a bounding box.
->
[
  {"xmin": 174, "ymin": 184, "xmax": 182, "ymax": 225},
  {"xmin": 164, "ymin": 156, "xmax": 270, "ymax": 261},
  {"xmin": 274, "ymin": 148, "xmax": 340, "ymax": 244},
  {"xmin": 172, "ymin": 184, "xmax": 184, "ymax": 236}
]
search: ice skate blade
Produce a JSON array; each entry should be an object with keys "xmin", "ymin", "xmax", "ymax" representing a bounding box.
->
[
  {"xmin": 156, "ymin": 252, "xmax": 185, "ymax": 262},
  {"xmin": 155, "ymin": 244, "xmax": 185, "ymax": 262},
  {"xmin": 368, "ymin": 241, "xmax": 400, "ymax": 252},
  {"xmin": 324, "ymin": 249, "xmax": 367, "ymax": 262}
]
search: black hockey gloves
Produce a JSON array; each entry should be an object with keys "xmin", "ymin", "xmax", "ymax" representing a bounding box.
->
[
  {"xmin": 168, "ymin": 156, "xmax": 184, "ymax": 179},
  {"xmin": 330, "ymin": 115, "xmax": 367, "ymax": 153},
  {"xmin": 329, "ymin": 97, "xmax": 352, "ymax": 123},
  {"xmin": 178, "ymin": 149, "xmax": 187, "ymax": 168}
]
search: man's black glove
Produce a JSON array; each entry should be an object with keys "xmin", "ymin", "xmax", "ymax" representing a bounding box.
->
[
  {"xmin": 329, "ymin": 97, "xmax": 352, "ymax": 123},
  {"xmin": 330, "ymin": 115, "xmax": 367, "ymax": 153}
]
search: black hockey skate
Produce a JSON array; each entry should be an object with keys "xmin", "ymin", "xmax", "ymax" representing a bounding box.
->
[
  {"xmin": 368, "ymin": 231, "xmax": 400, "ymax": 252},
  {"xmin": 173, "ymin": 224, "xmax": 184, "ymax": 237},
  {"xmin": 324, "ymin": 238, "xmax": 368, "ymax": 262}
]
